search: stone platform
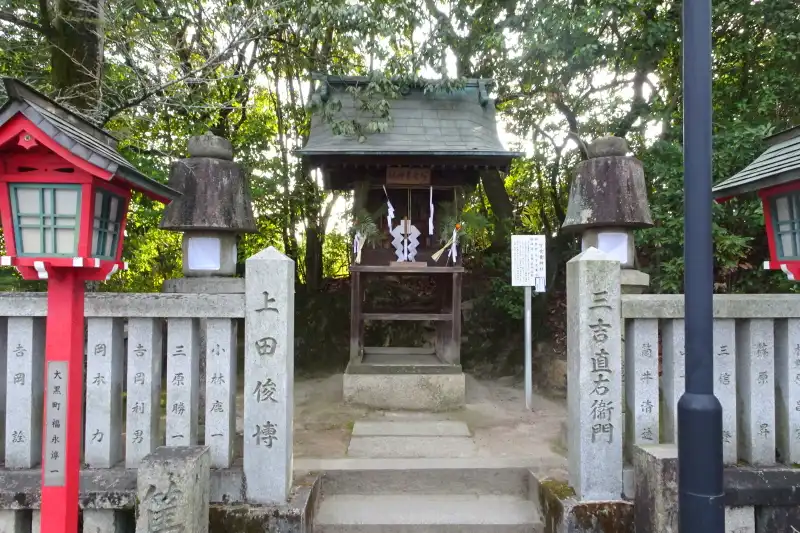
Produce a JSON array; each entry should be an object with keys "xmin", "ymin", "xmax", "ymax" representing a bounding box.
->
[{"xmin": 342, "ymin": 352, "xmax": 465, "ymax": 411}]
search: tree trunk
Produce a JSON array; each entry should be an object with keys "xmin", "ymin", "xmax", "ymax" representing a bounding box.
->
[
  {"xmin": 304, "ymin": 224, "xmax": 323, "ymax": 290},
  {"xmin": 50, "ymin": 0, "xmax": 104, "ymax": 113},
  {"xmin": 480, "ymin": 170, "xmax": 514, "ymax": 248}
]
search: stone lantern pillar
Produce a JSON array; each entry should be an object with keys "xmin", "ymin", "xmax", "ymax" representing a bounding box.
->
[
  {"xmin": 160, "ymin": 132, "xmax": 257, "ymax": 415},
  {"xmin": 561, "ymin": 136, "xmax": 653, "ymax": 293},
  {"xmin": 160, "ymin": 132, "xmax": 257, "ymax": 283}
]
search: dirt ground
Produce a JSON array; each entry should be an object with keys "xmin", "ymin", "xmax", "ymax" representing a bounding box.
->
[{"xmin": 287, "ymin": 373, "xmax": 567, "ymax": 467}]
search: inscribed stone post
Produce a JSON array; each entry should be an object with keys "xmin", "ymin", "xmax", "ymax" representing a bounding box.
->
[
  {"xmin": 166, "ymin": 318, "xmax": 200, "ymax": 446},
  {"xmin": 713, "ymin": 319, "xmax": 738, "ymax": 464},
  {"xmin": 567, "ymin": 247, "xmax": 622, "ymax": 501},
  {"xmin": 243, "ymin": 247, "xmax": 294, "ymax": 503},
  {"xmin": 136, "ymin": 446, "xmax": 210, "ymax": 533},
  {"xmin": 85, "ymin": 318, "xmax": 125, "ymax": 468},
  {"xmin": 661, "ymin": 319, "xmax": 685, "ymax": 444},
  {"xmin": 5, "ymin": 317, "xmax": 44, "ymax": 468},
  {"xmin": 736, "ymin": 319, "xmax": 776, "ymax": 465},
  {"xmin": 624, "ymin": 318, "xmax": 659, "ymax": 459},
  {"xmin": 126, "ymin": 318, "xmax": 163, "ymax": 468},
  {"xmin": 205, "ymin": 318, "xmax": 237, "ymax": 468},
  {"xmin": 774, "ymin": 318, "xmax": 800, "ymax": 465},
  {"xmin": 0, "ymin": 318, "xmax": 6, "ymax": 459}
]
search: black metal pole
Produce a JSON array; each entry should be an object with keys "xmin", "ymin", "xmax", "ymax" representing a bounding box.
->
[{"xmin": 679, "ymin": 0, "xmax": 725, "ymax": 531}]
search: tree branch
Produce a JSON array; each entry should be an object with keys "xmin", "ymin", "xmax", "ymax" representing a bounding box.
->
[{"xmin": 0, "ymin": 11, "xmax": 44, "ymax": 33}]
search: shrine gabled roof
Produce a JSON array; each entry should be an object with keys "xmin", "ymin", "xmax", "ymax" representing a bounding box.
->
[
  {"xmin": 0, "ymin": 78, "xmax": 179, "ymax": 202},
  {"xmin": 713, "ymin": 125, "xmax": 800, "ymax": 199},
  {"xmin": 297, "ymin": 75, "xmax": 523, "ymax": 166}
]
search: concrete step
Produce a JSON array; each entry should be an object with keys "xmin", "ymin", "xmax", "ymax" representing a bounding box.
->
[
  {"xmin": 321, "ymin": 467, "xmax": 530, "ymax": 497},
  {"xmin": 347, "ymin": 436, "xmax": 477, "ymax": 458},
  {"xmin": 315, "ymin": 494, "xmax": 543, "ymax": 533}
]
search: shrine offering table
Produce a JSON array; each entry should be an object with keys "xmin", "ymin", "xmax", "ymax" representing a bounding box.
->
[{"xmin": 345, "ymin": 265, "xmax": 465, "ymax": 411}]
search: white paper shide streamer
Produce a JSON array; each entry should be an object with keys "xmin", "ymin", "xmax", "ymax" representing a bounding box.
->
[
  {"xmin": 428, "ymin": 186, "xmax": 434, "ymax": 235},
  {"xmin": 353, "ymin": 231, "xmax": 365, "ymax": 264},
  {"xmin": 383, "ymin": 185, "xmax": 395, "ymax": 229},
  {"xmin": 447, "ymin": 227, "xmax": 459, "ymax": 263}
]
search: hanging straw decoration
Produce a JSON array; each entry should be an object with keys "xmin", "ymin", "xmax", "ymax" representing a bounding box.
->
[{"xmin": 432, "ymin": 223, "xmax": 461, "ymax": 263}]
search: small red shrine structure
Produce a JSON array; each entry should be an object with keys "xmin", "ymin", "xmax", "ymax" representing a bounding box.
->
[
  {"xmin": 713, "ymin": 125, "xmax": 800, "ymax": 280},
  {"xmin": 0, "ymin": 78, "xmax": 178, "ymax": 533}
]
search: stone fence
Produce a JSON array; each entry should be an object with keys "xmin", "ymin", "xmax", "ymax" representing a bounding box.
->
[
  {"xmin": 0, "ymin": 247, "xmax": 297, "ymax": 532},
  {"xmin": 568, "ymin": 249, "xmax": 800, "ymax": 503}
]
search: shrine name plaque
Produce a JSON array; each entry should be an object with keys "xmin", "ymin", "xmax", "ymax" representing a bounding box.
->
[
  {"xmin": 386, "ymin": 167, "xmax": 431, "ymax": 185},
  {"xmin": 43, "ymin": 360, "xmax": 68, "ymax": 486}
]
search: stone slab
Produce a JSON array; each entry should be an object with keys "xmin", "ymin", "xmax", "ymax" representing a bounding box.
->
[
  {"xmin": 136, "ymin": 446, "xmax": 210, "ymax": 533},
  {"xmin": 633, "ymin": 444, "xmax": 678, "ymax": 533},
  {"xmin": 755, "ymin": 506, "xmax": 800, "ymax": 533},
  {"xmin": 533, "ymin": 476, "xmax": 633, "ymax": 533},
  {"xmin": 320, "ymin": 467, "xmax": 529, "ymax": 497},
  {"xmin": 726, "ymin": 506, "xmax": 755, "ymax": 533},
  {"xmin": 163, "ymin": 277, "xmax": 245, "ymax": 295},
  {"xmin": 166, "ymin": 318, "xmax": 201, "ymax": 446},
  {"xmin": 347, "ymin": 436, "xmax": 477, "ymax": 458},
  {"xmin": 343, "ymin": 371, "xmax": 465, "ymax": 411},
  {"xmin": 714, "ymin": 318, "xmax": 738, "ymax": 464},
  {"xmin": 621, "ymin": 293, "xmax": 800, "ymax": 319},
  {"xmin": 774, "ymin": 318, "xmax": 800, "ymax": 464},
  {"xmin": 352, "ymin": 421, "xmax": 471, "ymax": 437},
  {"xmin": 5, "ymin": 317, "xmax": 44, "ymax": 468},
  {"xmin": 82, "ymin": 509, "xmax": 123, "ymax": 533},
  {"xmin": 661, "ymin": 319, "xmax": 685, "ymax": 444},
  {"xmin": 315, "ymin": 494, "xmax": 540, "ymax": 530}
]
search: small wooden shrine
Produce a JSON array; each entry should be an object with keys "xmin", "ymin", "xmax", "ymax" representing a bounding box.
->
[{"xmin": 299, "ymin": 75, "xmax": 521, "ymax": 408}]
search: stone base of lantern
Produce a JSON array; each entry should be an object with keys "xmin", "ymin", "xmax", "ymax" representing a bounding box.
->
[{"xmin": 343, "ymin": 360, "xmax": 465, "ymax": 411}]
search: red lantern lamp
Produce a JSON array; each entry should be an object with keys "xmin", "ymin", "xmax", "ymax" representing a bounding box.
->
[
  {"xmin": 713, "ymin": 125, "xmax": 800, "ymax": 280},
  {"xmin": 0, "ymin": 78, "xmax": 179, "ymax": 533}
]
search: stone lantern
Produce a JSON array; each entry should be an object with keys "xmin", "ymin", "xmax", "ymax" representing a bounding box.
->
[
  {"xmin": 160, "ymin": 132, "xmax": 256, "ymax": 283},
  {"xmin": 561, "ymin": 136, "xmax": 653, "ymax": 293}
]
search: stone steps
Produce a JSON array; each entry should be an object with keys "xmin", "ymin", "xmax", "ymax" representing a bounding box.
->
[
  {"xmin": 315, "ymin": 493, "xmax": 543, "ymax": 533},
  {"xmin": 314, "ymin": 466, "xmax": 543, "ymax": 533}
]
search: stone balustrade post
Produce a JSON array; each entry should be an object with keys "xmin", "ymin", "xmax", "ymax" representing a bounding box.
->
[
  {"xmin": 243, "ymin": 247, "xmax": 294, "ymax": 503},
  {"xmin": 567, "ymin": 247, "xmax": 623, "ymax": 501}
]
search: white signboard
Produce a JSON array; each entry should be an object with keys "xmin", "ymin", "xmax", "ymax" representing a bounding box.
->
[{"xmin": 511, "ymin": 235, "xmax": 546, "ymax": 291}]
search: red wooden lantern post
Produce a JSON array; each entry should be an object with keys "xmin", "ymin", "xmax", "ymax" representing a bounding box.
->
[
  {"xmin": 0, "ymin": 79, "xmax": 178, "ymax": 533},
  {"xmin": 713, "ymin": 125, "xmax": 800, "ymax": 280}
]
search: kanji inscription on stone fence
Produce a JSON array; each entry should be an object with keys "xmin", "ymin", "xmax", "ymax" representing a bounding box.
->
[
  {"xmin": 776, "ymin": 319, "xmax": 800, "ymax": 464},
  {"xmin": 566, "ymin": 248, "xmax": 622, "ymax": 501},
  {"xmin": 737, "ymin": 318, "xmax": 775, "ymax": 465},
  {"xmin": 125, "ymin": 318, "xmax": 163, "ymax": 468},
  {"xmin": 6, "ymin": 317, "xmax": 44, "ymax": 468},
  {"xmin": 511, "ymin": 234, "xmax": 546, "ymax": 292},
  {"xmin": 205, "ymin": 319, "xmax": 237, "ymax": 467},
  {"xmin": 624, "ymin": 318, "xmax": 659, "ymax": 457},
  {"xmin": 713, "ymin": 319, "xmax": 738, "ymax": 464},
  {"xmin": 166, "ymin": 318, "xmax": 200, "ymax": 447},
  {"xmin": 43, "ymin": 361, "xmax": 68, "ymax": 486},
  {"xmin": 244, "ymin": 247, "xmax": 294, "ymax": 503}
]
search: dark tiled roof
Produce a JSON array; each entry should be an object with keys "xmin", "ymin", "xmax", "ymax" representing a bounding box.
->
[
  {"xmin": 298, "ymin": 76, "xmax": 522, "ymax": 161},
  {"xmin": 0, "ymin": 78, "xmax": 179, "ymax": 201},
  {"xmin": 712, "ymin": 127, "xmax": 800, "ymax": 199}
]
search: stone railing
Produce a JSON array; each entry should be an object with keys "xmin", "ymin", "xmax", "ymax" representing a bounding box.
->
[
  {"xmin": 0, "ymin": 247, "xmax": 297, "ymax": 532},
  {"xmin": 622, "ymin": 293, "xmax": 800, "ymax": 467}
]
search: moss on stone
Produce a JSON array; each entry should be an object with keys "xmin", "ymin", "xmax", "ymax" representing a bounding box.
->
[
  {"xmin": 540, "ymin": 478, "xmax": 576, "ymax": 500},
  {"xmin": 571, "ymin": 501, "xmax": 634, "ymax": 533}
]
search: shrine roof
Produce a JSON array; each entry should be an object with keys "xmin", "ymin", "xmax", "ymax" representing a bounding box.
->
[
  {"xmin": 297, "ymin": 75, "xmax": 523, "ymax": 167},
  {"xmin": 713, "ymin": 125, "xmax": 800, "ymax": 199},
  {"xmin": 0, "ymin": 78, "xmax": 179, "ymax": 202}
]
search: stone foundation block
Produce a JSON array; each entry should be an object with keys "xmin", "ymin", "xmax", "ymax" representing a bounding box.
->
[
  {"xmin": 83, "ymin": 509, "xmax": 127, "ymax": 533},
  {"xmin": 136, "ymin": 446, "xmax": 210, "ymax": 533},
  {"xmin": 343, "ymin": 372, "xmax": 465, "ymax": 411},
  {"xmin": 633, "ymin": 443, "xmax": 678, "ymax": 533},
  {"xmin": 0, "ymin": 510, "xmax": 30, "ymax": 533},
  {"xmin": 755, "ymin": 506, "xmax": 800, "ymax": 532},
  {"xmin": 531, "ymin": 476, "xmax": 633, "ymax": 533}
]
